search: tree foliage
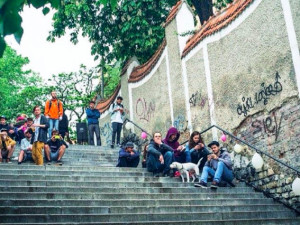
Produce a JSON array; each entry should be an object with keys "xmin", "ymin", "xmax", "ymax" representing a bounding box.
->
[
  {"xmin": 0, "ymin": 0, "xmax": 62, "ymax": 57},
  {"xmin": 48, "ymin": 65, "xmax": 101, "ymax": 122},
  {"xmin": 48, "ymin": 0, "xmax": 178, "ymax": 65},
  {"xmin": 214, "ymin": 0, "xmax": 234, "ymax": 10},
  {"xmin": 0, "ymin": 46, "xmax": 48, "ymax": 119}
]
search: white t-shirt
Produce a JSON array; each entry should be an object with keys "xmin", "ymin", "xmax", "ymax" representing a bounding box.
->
[
  {"xmin": 33, "ymin": 116, "xmax": 41, "ymax": 142},
  {"xmin": 112, "ymin": 106, "xmax": 123, "ymax": 124}
]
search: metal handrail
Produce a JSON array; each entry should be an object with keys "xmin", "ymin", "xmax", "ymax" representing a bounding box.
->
[
  {"xmin": 125, "ymin": 119, "xmax": 300, "ymax": 175},
  {"xmin": 124, "ymin": 118, "xmax": 152, "ymax": 138},
  {"xmin": 189, "ymin": 124, "xmax": 300, "ymax": 176}
]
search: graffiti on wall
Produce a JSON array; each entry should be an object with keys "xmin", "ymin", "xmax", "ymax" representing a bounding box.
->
[
  {"xmin": 100, "ymin": 122, "xmax": 112, "ymax": 145},
  {"xmin": 251, "ymin": 112, "xmax": 283, "ymax": 142},
  {"xmin": 173, "ymin": 114, "xmax": 186, "ymax": 131},
  {"xmin": 237, "ymin": 72, "xmax": 282, "ymax": 116},
  {"xmin": 136, "ymin": 98, "xmax": 156, "ymax": 122},
  {"xmin": 189, "ymin": 91, "xmax": 207, "ymax": 108}
]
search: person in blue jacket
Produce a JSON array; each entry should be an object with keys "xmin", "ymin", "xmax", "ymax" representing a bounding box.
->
[
  {"xmin": 86, "ymin": 101, "xmax": 101, "ymax": 146},
  {"xmin": 116, "ymin": 142, "xmax": 140, "ymax": 167}
]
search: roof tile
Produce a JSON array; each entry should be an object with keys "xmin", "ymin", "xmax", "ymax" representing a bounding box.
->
[{"xmin": 96, "ymin": 84, "xmax": 121, "ymax": 113}]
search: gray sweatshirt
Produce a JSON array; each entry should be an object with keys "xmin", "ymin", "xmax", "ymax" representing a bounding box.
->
[{"xmin": 205, "ymin": 149, "xmax": 233, "ymax": 170}]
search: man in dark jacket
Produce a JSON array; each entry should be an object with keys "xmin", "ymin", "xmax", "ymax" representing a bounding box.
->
[
  {"xmin": 86, "ymin": 101, "xmax": 101, "ymax": 146},
  {"xmin": 195, "ymin": 141, "xmax": 234, "ymax": 189},
  {"xmin": 59, "ymin": 111, "xmax": 69, "ymax": 140},
  {"xmin": 31, "ymin": 106, "xmax": 49, "ymax": 166},
  {"xmin": 147, "ymin": 132, "xmax": 174, "ymax": 177},
  {"xmin": 116, "ymin": 142, "xmax": 140, "ymax": 167}
]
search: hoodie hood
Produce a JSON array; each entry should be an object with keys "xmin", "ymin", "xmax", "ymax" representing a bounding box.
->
[{"xmin": 163, "ymin": 127, "xmax": 180, "ymax": 150}]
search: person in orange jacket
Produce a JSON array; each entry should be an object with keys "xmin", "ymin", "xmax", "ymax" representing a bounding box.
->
[{"xmin": 44, "ymin": 91, "xmax": 63, "ymax": 138}]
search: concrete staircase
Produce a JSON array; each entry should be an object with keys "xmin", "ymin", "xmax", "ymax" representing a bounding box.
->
[{"xmin": 0, "ymin": 145, "xmax": 299, "ymax": 224}]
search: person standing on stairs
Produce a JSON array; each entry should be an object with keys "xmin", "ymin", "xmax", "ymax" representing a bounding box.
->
[
  {"xmin": 109, "ymin": 96, "xmax": 126, "ymax": 148},
  {"xmin": 31, "ymin": 106, "xmax": 49, "ymax": 166},
  {"xmin": 44, "ymin": 90, "xmax": 63, "ymax": 138},
  {"xmin": 86, "ymin": 101, "xmax": 101, "ymax": 146}
]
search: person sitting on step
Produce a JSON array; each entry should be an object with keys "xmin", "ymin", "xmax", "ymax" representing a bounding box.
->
[
  {"xmin": 163, "ymin": 127, "xmax": 191, "ymax": 163},
  {"xmin": 147, "ymin": 131, "xmax": 174, "ymax": 177},
  {"xmin": 194, "ymin": 141, "xmax": 234, "ymax": 189},
  {"xmin": 44, "ymin": 130, "xmax": 68, "ymax": 165},
  {"xmin": 18, "ymin": 128, "xmax": 34, "ymax": 164},
  {"xmin": 0, "ymin": 128, "xmax": 16, "ymax": 163},
  {"xmin": 185, "ymin": 131, "xmax": 209, "ymax": 172},
  {"xmin": 116, "ymin": 142, "xmax": 140, "ymax": 167}
]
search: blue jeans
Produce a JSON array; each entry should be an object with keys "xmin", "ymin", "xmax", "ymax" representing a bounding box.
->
[
  {"xmin": 175, "ymin": 150, "xmax": 191, "ymax": 163},
  {"xmin": 49, "ymin": 119, "xmax": 59, "ymax": 138},
  {"xmin": 147, "ymin": 151, "xmax": 173, "ymax": 174},
  {"xmin": 200, "ymin": 161, "xmax": 233, "ymax": 183}
]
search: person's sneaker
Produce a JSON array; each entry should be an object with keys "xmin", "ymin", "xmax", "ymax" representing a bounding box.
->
[
  {"xmin": 56, "ymin": 160, "xmax": 63, "ymax": 165},
  {"xmin": 6, "ymin": 158, "xmax": 12, "ymax": 163},
  {"xmin": 153, "ymin": 172, "xmax": 160, "ymax": 177},
  {"xmin": 211, "ymin": 181, "xmax": 219, "ymax": 189},
  {"xmin": 194, "ymin": 181, "xmax": 208, "ymax": 188},
  {"xmin": 18, "ymin": 161, "xmax": 22, "ymax": 165},
  {"xmin": 110, "ymin": 144, "xmax": 114, "ymax": 149}
]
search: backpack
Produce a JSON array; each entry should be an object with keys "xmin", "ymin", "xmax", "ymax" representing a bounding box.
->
[{"xmin": 49, "ymin": 100, "xmax": 62, "ymax": 110}]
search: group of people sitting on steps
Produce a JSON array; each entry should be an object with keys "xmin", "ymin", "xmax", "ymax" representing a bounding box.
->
[
  {"xmin": 117, "ymin": 127, "xmax": 234, "ymax": 189},
  {"xmin": 0, "ymin": 91, "xmax": 70, "ymax": 166},
  {"xmin": 0, "ymin": 104, "xmax": 69, "ymax": 166}
]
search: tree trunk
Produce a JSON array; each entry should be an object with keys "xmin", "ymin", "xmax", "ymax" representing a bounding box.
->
[{"xmin": 191, "ymin": 0, "xmax": 213, "ymax": 25}]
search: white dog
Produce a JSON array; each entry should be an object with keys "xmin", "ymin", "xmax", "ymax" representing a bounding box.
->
[{"xmin": 170, "ymin": 159, "xmax": 202, "ymax": 183}]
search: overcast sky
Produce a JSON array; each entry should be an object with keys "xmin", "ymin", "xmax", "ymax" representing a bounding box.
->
[{"xmin": 5, "ymin": 6, "xmax": 98, "ymax": 80}]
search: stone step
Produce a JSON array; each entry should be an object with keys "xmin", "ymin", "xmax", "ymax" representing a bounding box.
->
[
  {"xmin": 0, "ymin": 174, "xmax": 183, "ymax": 182},
  {"xmin": 3, "ymin": 218, "xmax": 299, "ymax": 225},
  {"xmin": 0, "ymin": 198, "xmax": 279, "ymax": 207},
  {"xmin": 0, "ymin": 179, "xmax": 228, "ymax": 188},
  {"xmin": 0, "ymin": 204, "xmax": 287, "ymax": 214},
  {"xmin": 0, "ymin": 186, "xmax": 253, "ymax": 194},
  {"xmin": 0, "ymin": 164, "xmax": 148, "ymax": 172},
  {"xmin": 2, "ymin": 218, "xmax": 300, "ymax": 225},
  {"xmin": 0, "ymin": 169, "xmax": 153, "ymax": 177},
  {"xmin": 0, "ymin": 192, "xmax": 264, "ymax": 200},
  {"xmin": 0, "ymin": 211, "xmax": 295, "ymax": 223}
]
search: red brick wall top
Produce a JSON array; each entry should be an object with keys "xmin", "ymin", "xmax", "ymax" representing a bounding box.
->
[{"xmin": 96, "ymin": 84, "xmax": 121, "ymax": 113}]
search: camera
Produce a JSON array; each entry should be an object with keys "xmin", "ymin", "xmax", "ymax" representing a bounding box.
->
[{"xmin": 54, "ymin": 135, "xmax": 60, "ymax": 139}]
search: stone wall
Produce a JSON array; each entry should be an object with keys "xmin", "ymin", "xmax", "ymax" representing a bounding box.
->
[{"xmin": 99, "ymin": 0, "xmax": 300, "ymax": 210}]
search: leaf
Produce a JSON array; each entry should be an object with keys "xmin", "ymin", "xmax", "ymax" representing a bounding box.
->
[
  {"xmin": 0, "ymin": 36, "xmax": 6, "ymax": 57},
  {"xmin": 42, "ymin": 6, "xmax": 50, "ymax": 15},
  {"xmin": 110, "ymin": 0, "xmax": 117, "ymax": 9},
  {"xmin": 13, "ymin": 27, "xmax": 23, "ymax": 43},
  {"xmin": 49, "ymin": 0, "xmax": 60, "ymax": 9},
  {"xmin": 30, "ymin": 0, "xmax": 47, "ymax": 9},
  {"xmin": 0, "ymin": 0, "xmax": 8, "ymax": 8},
  {"xmin": 3, "ymin": 11, "xmax": 22, "ymax": 35}
]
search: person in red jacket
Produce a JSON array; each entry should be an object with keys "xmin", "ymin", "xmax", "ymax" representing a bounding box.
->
[{"xmin": 44, "ymin": 91, "xmax": 63, "ymax": 138}]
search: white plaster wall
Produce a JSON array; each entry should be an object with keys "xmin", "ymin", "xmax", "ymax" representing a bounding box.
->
[{"xmin": 176, "ymin": 2, "xmax": 195, "ymax": 54}]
